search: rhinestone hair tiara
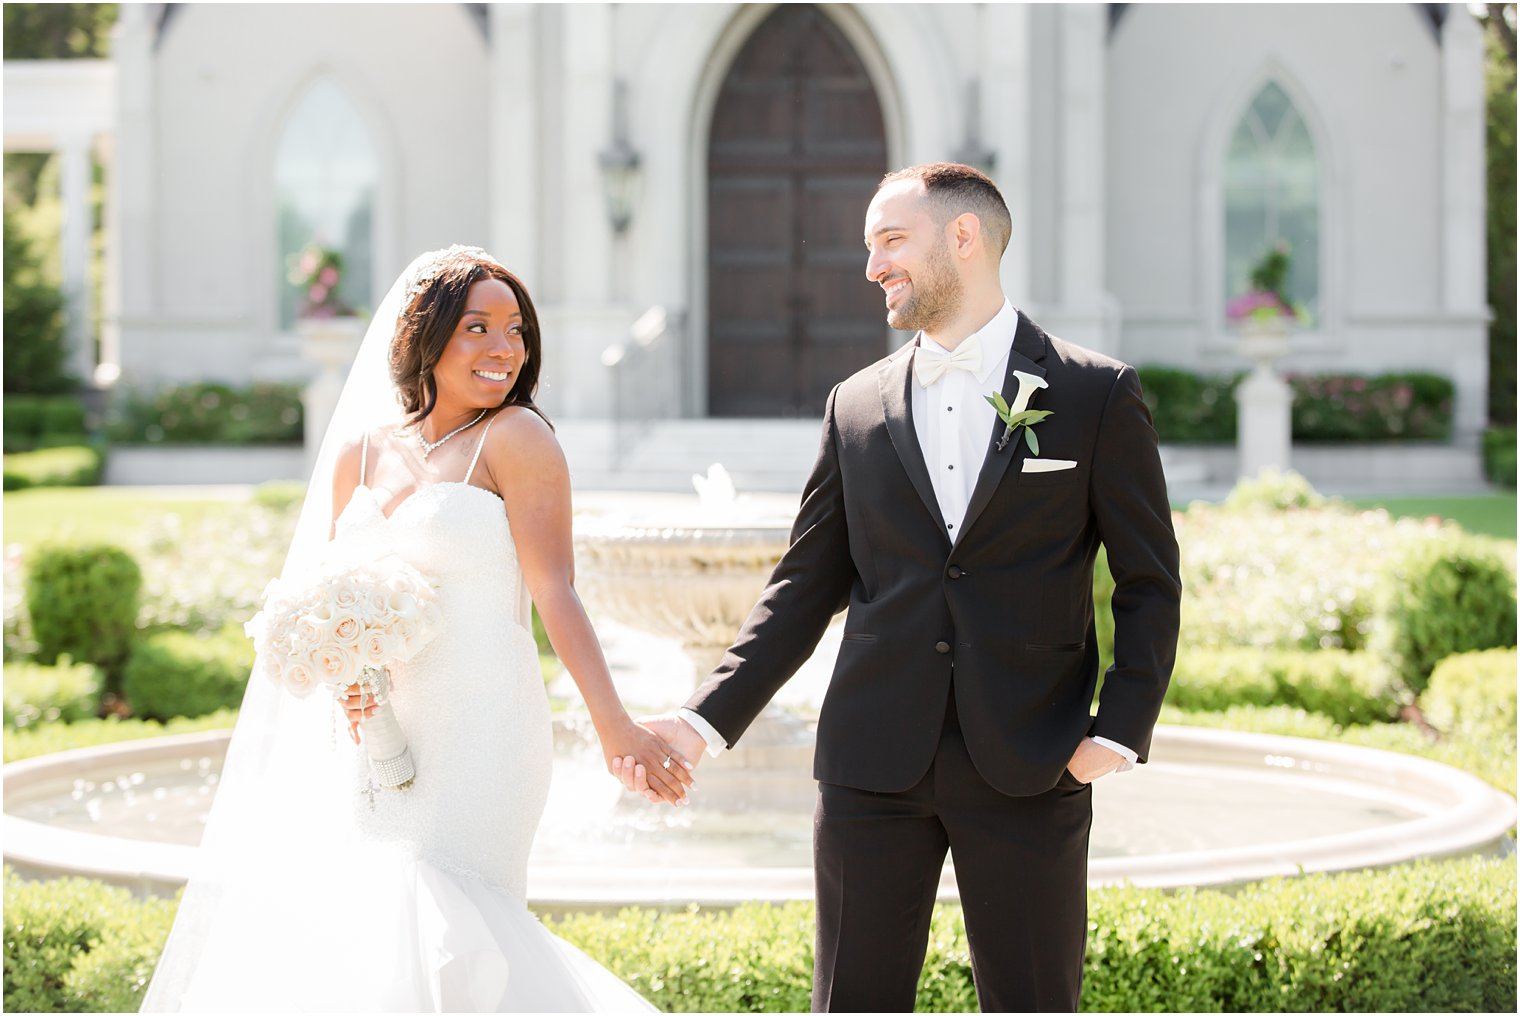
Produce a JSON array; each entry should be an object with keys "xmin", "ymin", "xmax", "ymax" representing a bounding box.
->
[{"xmin": 402, "ymin": 244, "xmax": 504, "ymax": 310}]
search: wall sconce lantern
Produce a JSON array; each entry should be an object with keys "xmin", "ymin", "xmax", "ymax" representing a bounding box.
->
[
  {"xmin": 599, "ymin": 79, "xmax": 641, "ymax": 235},
  {"xmin": 953, "ymin": 79, "xmax": 997, "ymax": 177}
]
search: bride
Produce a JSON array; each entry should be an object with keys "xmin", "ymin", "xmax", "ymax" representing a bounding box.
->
[{"xmin": 142, "ymin": 246, "xmax": 692, "ymax": 1012}]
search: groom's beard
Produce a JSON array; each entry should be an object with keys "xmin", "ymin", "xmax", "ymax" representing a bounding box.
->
[{"xmin": 886, "ymin": 238, "xmax": 963, "ymax": 333}]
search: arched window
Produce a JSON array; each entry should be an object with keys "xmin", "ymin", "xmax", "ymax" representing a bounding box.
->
[
  {"xmin": 273, "ymin": 78, "xmax": 376, "ymax": 328},
  {"xmin": 1223, "ymin": 82, "xmax": 1319, "ymax": 322}
]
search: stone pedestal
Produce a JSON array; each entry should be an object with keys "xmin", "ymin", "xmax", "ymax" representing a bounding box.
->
[
  {"xmin": 1234, "ymin": 320, "xmax": 1293, "ymax": 479},
  {"xmin": 298, "ymin": 316, "xmax": 365, "ymax": 475}
]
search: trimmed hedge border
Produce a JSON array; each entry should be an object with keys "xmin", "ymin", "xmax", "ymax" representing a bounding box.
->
[
  {"xmin": 2, "ymin": 446, "xmax": 103, "ymax": 491},
  {"xmin": 1167, "ymin": 648, "xmax": 1401, "ymax": 726},
  {"xmin": 3, "ymin": 858, "xmax": 1512, "ymax": 1013}
]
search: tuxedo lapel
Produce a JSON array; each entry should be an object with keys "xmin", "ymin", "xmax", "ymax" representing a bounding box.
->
[
  {"xmin": 878, "ymin": 345, "xmax": 949, "ymax": 538},
  {"xmin": 955, "ymin": 313, "xmax": 1050, "ymax": 548}
]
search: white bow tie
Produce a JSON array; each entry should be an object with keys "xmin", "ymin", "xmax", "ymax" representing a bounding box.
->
[{"xmin": 913, "ymin": 335, "xmax": 983, "ymax": 388}]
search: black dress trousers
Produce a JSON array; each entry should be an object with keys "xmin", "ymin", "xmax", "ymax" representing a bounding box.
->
[{"xmin": 811, "ymin": 685, "xmax": 1093, "ymax": 1013}]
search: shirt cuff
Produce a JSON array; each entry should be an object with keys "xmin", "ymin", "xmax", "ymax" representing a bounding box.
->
[
  {"xmin": 677, "ymin": 708, "xmax": 728, "ymax": 758},
  {"xmin": 1089, "ymin": 735, "xmax": 1137, "ymax": 772}
]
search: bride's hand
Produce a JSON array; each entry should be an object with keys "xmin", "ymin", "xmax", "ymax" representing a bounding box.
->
[
  {"xmin": 600, "ymin": 720, "xmax": 695, "ymax": 806},
  {"xmin": 340, "ymin": 683, "xmax": 377, "ymax": 745}
]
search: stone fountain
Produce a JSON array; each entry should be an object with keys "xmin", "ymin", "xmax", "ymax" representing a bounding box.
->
[{"xmin": 572, "ymin": 465, "xmax": 819, "ymax": 811}]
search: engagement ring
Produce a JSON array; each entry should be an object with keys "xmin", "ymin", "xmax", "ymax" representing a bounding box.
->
[{"xmin": 661, "ymin": 756, "xmax": 673, "ymax": 770}]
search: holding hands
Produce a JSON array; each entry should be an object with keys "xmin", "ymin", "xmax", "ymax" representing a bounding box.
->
[{"xmin": 613, "ymin": 714, "xmax": 708, "ymax": 805}]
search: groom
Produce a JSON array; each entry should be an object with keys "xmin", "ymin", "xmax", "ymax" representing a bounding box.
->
[{"xmin": 631, "ymin": 163, "xmax": 1180, "ymax": 1012}]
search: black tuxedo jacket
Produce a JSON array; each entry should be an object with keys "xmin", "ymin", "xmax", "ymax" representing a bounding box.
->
[{"xmin": 686, "ymin": 311, "xmax": 1181, "ymax": 797}]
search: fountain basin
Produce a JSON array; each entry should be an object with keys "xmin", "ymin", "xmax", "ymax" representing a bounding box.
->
[{"xmin": 4, "ymin": 723, "xmax": 1512, "ymax": 905}]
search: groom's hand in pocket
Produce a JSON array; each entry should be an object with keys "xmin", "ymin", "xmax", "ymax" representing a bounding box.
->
[{"xmin": 1066, "ymin": 738, "xmax": 1125, "ymax": 784}]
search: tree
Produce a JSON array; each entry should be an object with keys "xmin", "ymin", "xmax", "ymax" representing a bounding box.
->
[
  {"xmin": 1483, "ymin": 4, "xmax": 1517, "ymax": 425},
  {"xmin": 3, "ymin": 206, "xmax": 74, "ymax": 394},
  {"xmin": 1, "ymin": 4, "xmax": 118, "ymax": 60}
]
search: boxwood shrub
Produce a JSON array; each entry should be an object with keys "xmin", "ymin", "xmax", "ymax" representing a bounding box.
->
[
  {"xmin": 1167, "ymin": 648, "xmax": 1402, "ymax": 726},
  {"xmin": 1483, "ymin": 425, "xmax": 1517, "ymax": 487},
  {"xmin": 5, "ymin": 858, "xmax": 1511, "ymax": 1013},
  {"xmin": 1420, "ymin": 648, "xmax": 1517, "ymax": 743},
  {"xmin": 2, "ymin": 659, "xmax": 101, "ymax": 729},
  {"xmin": 2, "ymin": 868, "xmax": 177, "ymax": 1014},
  {"xmin": 2, "ymin": 394, "xmax": 88, "ymax": 454},
  {"xmin": 121, "ymin": 624, "xmax": 252, "ymax": 721},
  {"xmin": 106, "ymin": 382, "xmax": 302, "ymax": 445},
  {"xmin": 2, "ymin": 445, "xmax": 104, "ymax": 491},
  {"xmin": 1370, "ymin": 532, "xmax": 1517, "ymax": 694},
  {"xmin": 24, "ymin": 544, "xmax": 141, "ymax": 682}
]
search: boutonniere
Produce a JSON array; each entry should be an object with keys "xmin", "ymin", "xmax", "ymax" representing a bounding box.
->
[{"xmin": 987, "ymin": 370, "xmax": 1052, "ymax": 454}]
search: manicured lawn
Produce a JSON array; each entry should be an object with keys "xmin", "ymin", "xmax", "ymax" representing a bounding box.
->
[
  {"xmin": 2, "ymin": 486, "xmax": 248, "ymax": 549},
  {"xmin": 1346, "ymin": 492, "xmax": 1517, "ymax": 540}
]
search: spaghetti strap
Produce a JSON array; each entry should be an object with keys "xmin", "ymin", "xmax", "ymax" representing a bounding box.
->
[
  {"xmin": 464, "ymin": 416, "xmax": 495, "ymax": 484},
  {"xmin": 359, "ymin": 432, "xmax": 369, "ymax": 486}
]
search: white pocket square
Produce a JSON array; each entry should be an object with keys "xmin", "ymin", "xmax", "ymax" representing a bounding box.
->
[{"xmin": 1022, "ymin": 458, "xmax": 1078, "ymax": 473}]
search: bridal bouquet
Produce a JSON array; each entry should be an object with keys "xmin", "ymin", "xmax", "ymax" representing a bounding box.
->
[{"xmin": 245, "ymin": 553, "xmax": 442, "ymax": 789}]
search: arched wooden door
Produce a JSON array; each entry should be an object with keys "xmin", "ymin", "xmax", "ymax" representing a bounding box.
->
[{"xmin": 707, "ymin": 5, "xmax": 888, "ymax": 417}]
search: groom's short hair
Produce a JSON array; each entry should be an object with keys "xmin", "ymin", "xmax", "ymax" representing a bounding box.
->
[{"xmin": 879, "ymin": 163, "xmax": 1012, "ymax": 260}]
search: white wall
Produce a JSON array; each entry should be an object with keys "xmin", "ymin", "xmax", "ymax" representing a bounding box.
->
[
  {"xmin": 121, "ymin": 3, "xmax": 490, "ymax": 386},
  {"xmin": 1106, "ymin": 4, "xmax": 1487, "ymax": 436}
]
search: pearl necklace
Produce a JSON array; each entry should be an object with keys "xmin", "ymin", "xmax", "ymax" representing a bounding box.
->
[{"xmin": 415, "ymin": 409, "xmax": 487, "ymax": 459}]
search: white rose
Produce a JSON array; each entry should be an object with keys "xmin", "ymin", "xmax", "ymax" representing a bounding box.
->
[
  {"xmin": 312, "ymin": 646, "xmax": 358, "ymax": 690},
  {"xmin": 331, "ymin": 612, "xmax": 362, "ymax": 647},
  {"xmin": 283, "ymin": 659, "xmax": 319, "ymax": 698},
  {"xmin": 361, "ymin": 630, "xmax": 397, "ymax": 667}
]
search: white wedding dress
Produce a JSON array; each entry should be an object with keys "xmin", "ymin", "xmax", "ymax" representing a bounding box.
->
[{"xmin": 159, "ymin": 426, "xmax": 656, "ymax": 1012}]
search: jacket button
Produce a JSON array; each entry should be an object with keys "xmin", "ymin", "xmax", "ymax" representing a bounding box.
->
[
  {"xmin": 935, "ymin": 641, "xmax": 951, "ymax": 655},
  {"xmin": 947, "ymin": 565, "xmax": 963, "ymax": 579}
]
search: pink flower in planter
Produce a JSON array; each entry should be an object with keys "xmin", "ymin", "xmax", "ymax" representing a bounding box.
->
[
  {"xmin": 309, "ymin": 284, "xmax": 328, "ymax": 304},
  {"xmin": 1226, "ymin": 290, "xmax": 1294, "ymax": 322},
  {"xmin": 319, "ymin": 266, "xmax": 339, "ymax": 287}
]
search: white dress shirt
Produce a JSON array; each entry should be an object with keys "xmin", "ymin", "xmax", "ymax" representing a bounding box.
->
[{"xmin": 681, "ymin": 300, "xmax": 1136, "ymax": 772}]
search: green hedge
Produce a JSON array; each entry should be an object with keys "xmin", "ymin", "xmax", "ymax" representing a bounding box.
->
[
  {"xmin": 2, "ymin": 659, "xmax": 101, "ymax": 729},
  {"xmin": 1288, "ymin": 372, "xmax": 1454, "ymax": 442},
  {"xmin": 1420, "ymin": 648, "xmax": 1517, "ymax": 743},
  {"xmin": 3, "ymin": 445, "xmax": 103, "ymax": 491},
  {"xmin": 2, "ymin": 395, "xmax": 87, "ymax": 454},
  {"xmin": 1370, "ymin": 532, "xmax": 1517, "ymax": 694},
  {"xmin": 106, "ymin": 382, "xmax": 302, "ymax": 445},
  {"xmin": 2, "ymin": 868, "xmax": 177, "ymax": 1014},
  {"xmin": 1167, "ymin": 648, "xmax": 1401, "ymax": 726},
  {"xmin": 1484, "ymin": 426, "xmax": 1517, "ymax": 487},
  {"xmin": 5, "ymin": 858, "xmax": 1510, "ymax": 1013},
  {"xmin": 121, "ymin": 625, "xmax": 251, "ymax": 721},
  {"xmin": 1134, "ymin": 368, "xmax": 1454, "ymax": 443},
  {"xmin": 1136, "ymin": 367, "xmax": 1240, "ymax": 443},
  {"xmin": 2, "ymin": 710, "xmax": 238, "ymax": 765},
  {"xmin": 24, "ymin": 545, "xmax": 141, "ymax": 683}
]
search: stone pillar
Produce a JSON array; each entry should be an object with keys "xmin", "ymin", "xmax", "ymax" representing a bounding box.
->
[
  {"xmin": 1440, "ymin": 9, "xmax": 1487, "ymax": 441},
  {"xmin": 58, "ymin": 134, "xmax": 94, "ymax": 383},
  {"xmin": 112, "ymin": 3, "xmax": 156, "ymax": 380},
  {"xmin": 536, "ymin": 2, "xmax": 624, "ymax": 419},
  {"xmin": 982, "ymin": 4, "xmax": 1031, "ymax": 305},
  {"xmin": 95, "ymin": 133, "xmax": 121, "ymax": 385},
  {"xmin": 1054, "ymin": 3, "xmax": 1111, "ymax": 354},
  {"xmin": 488, "ymin": 4, "xmax": 540, "ymax": 290},
  {"xmin": 299, "ymin": 317, "xmax": 366, "ymax": 475},
  {"xmin": 1235, "ymin": 323, "xmax": 1293, "ymax": 479}
]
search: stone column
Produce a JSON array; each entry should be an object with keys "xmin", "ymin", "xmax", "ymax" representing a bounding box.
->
[
  {"xmin": 299, "ymin": 317, "xmax": 366, "ymax": 475},
  {"xmin": 488, "ymin": 4, "xmax": 539, "ymax": 290},
  {"xmin": 58, "ymin": 134, "xmax": 94, "ymax": 383},
  {"xmin": 1440, "ymin": 9, "xmax": 1487, "ymax": 441},
  {"xmin": 95, "ymin": 133, "xmax": 121, "ymax": 384},
  {"xmin": 112, "ymin": 3, "xmax": 156, "ymax": 380},
  {"xmin": 1054, "ymin": 3, "xmax": 1112, "ymax": 354},
  {"xmin": 982, "ymin": 4, "xmax": 1031, "ymax": 305},
  {"xmin": 1235, "ymin": 322, "xmax": 1292, "ymax": 479}
]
